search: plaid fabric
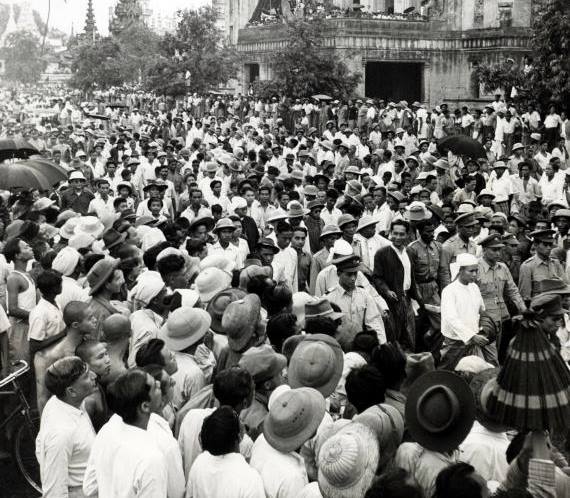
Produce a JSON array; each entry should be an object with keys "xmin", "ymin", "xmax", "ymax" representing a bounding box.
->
[
  {"xmin": 488, "ymin": 319, "xmax": 570, "ymax": 431},
  {"xmin": 528, "ymin": 459, "xmax": 556, "ymax": 498}
]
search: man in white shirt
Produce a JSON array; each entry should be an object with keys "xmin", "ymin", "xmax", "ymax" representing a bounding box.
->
[
  {"xmin": 353, "ymin": 215, "xmax": 390, "ymax": 274},
  {"xmin": 36, "ymin": 356, "xmax": 97, "ymax": 498},
  {"xmin": 440, "ymin": 253, "xmax": 496, "ymax": 369},
  {"xmin": 271, "ymin": 221, "xmax": 298, "ymax": 292},
  {"xmin": 538, "ymin": 161, "xmax": 564, "ymax": 206},
  {"xmin": 83, "ymin": 369, "xmax": 168, "ymax": 497},
  {"xmin": 87, "ymin": 179, "xmax": 115, "ymax": 218}
]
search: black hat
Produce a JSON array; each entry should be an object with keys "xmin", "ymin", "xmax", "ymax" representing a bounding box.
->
[
  {"xmin": 333, "ymin": 255, "xmax": 360, "ymax": 273},
  {"xmin": 405, "ymin": 370, "xmax": 475, "ymax": 453},
  {"xmin": 530, "ymin": 229, "xmax": 556, "ymax": 242}
]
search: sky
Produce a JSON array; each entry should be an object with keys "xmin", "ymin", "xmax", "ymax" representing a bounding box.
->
[{"xmin": 30, "ymin": 0, "xmax": 209, "ymax": 36}]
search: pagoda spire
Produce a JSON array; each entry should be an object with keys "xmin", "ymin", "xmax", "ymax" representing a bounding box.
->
[{"xmin": 84, "ymin": 0, "xmax": 98, "ymax": 42}]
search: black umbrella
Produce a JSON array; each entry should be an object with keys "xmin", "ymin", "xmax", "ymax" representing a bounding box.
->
[
  {"xmin": 437, "ymin": 136, "xmax": 486, "ymax": 159},
  {"xmin": 0, "ymin": 159, "xmax": 68, "ymax": 190},
  {"xmin": 0, "ymin": 139, "xmax": 39, "ymax": 161}
]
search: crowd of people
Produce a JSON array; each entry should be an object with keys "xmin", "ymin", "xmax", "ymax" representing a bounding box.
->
[{"xmin": 0, "ymin": 85, "xmax": 570, "ymax": 498}]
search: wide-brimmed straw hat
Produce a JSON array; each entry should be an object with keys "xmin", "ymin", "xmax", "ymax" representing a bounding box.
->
[
  {"xmin": 159, "ymin": 307, "xmax": 211, "ymax": 352},
  {"xmin": 263, "ymin": 387, "xmax": 326, "ymax": 453},
  {"xmin": 288, "ymin": 334, "xmax": 344, "ymax": 398},
  {"xmin": 222, "ymin": 294, "xmax": 261, "ymax": 352},
  {"xmin": 317, "ymin": 422, "xmax": 379, "ymax": 498},
  {"xmin": 405, "ymin": 370, "xmax": 475, "ymax": 453},
  {"xmin": 206, "ymin": 287, "xmax": 247, "ymax": 334}
]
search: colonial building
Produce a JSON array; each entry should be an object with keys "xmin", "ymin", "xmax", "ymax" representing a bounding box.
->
[{"xmin": 218, "ymin": 0, "xmax": 537, "ymax": 106}]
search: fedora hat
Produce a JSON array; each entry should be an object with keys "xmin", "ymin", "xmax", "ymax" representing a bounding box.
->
[
  {"xmin": 222, "ymin": 294, "xmax": 261, "ymax": 352},
  {"xmin": 55, "ymin": 209, "xmax": 80, "ymax": 228},
  {"xmin": 317, "ymin": 422, "xmax": 379, "ymax": 498},
  {"xmin": 264, "ymin": 387, "xmax": 326, "ymax": 453},
  {"xmin": 206, "ymin": 287, "xmax": 247, "ymax": 333},
  {"xmin": 288, "ymin": 334, "xmax": 344, "ymax": 398},
  {"xmin": 159, "ymin": 307, "xmax": 212, "ymax": 352},
  {"xmin": 406, "ymin": 370, "xmax": 475, "ymax": 453},
  {"xmin": 476, "ymin": 189, "xmax": 495, "ymax": 202},
  {"xmin": 303, "ymin": 185, "xmax": 319, "ymax": 197},
  {"xmin": 307, "ymin": 199, "xmax": 325, "ymax": 211},
  {"xmin": 469, "ymin": 367, "xmax": 507, "ymax": 432},
  {"xmin": 266, "ymin": 209, "xmax": 288, "ymax": 224},
  {"xmin": 32, "ymin": 197, "xmax": 56, "ymax": 212},
  {"xmin": 512, "ymin": 143, "xmax": 524, "ymax": 152},
  {"xmin": 320, "ymin": 225, "xmax": 342, "ymax": 239},
  {"xmin": 102, "ymin": 228, "xmax": 127, "ymax": 250},
  {"xmin": 200, "ymin": 254, "xmax": 235, "ymax": 275},
  {"xmin": 536, "ymin": 278, "xmax": 570, "ymax": 296},
  {"xmin": 75, "ymin": 216, "xmax": 105, "ymax": 239},
  {"xmin": 87, "ymin": 258, "xmax": 120, "ymax": 296},
  {"xmin": 305, "ymin": 298, "xmax": 344, "ymax": 321},
  {"xmin": 287, "ymin": 201, "xmax": 309, "ymax": 218}
]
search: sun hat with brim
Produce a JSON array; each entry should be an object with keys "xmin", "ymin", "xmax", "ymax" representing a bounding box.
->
[
  {"xmin": 317, "ymin": 422, "xmax": 379, "ymax": 498},
  {"xmin": 75, "ymin": 216, "xmax": 105, "ymax": 239},
  {"xmin": 434, "ymin": 159, "xmax": 450, "ymax": 170},
  {"xmin": 266, "ymin": 210, "xmax": 289, "ymax": 224},
  {"xmin": 222, "ymin": 294, "xmax": 261, "ymax": 352},
  {"xmin": 305, "ymin": 298, "xmax": 344, "ymax": 321},
  {"xmin": 476, "ymin": 189, "xmax": 495, "ymax": 202},
  {"xmin": 143, "ymin": 180, "xmax": 168, "ymax": 192},
  {"xmin": 69, "ymin": 232, "xmax": 96, "ymax": 250},
  {"xmin": 387, "ymin": 191, "xmax": 405, "ymax": 203},
  {"xmin": 206, "ymin": 287, "xmax": 247, "ymax": 333},
  {"xmin": 307, "ymin": 199, "xmax": 325, "ymax": 211},
  {"xmin": 69, "ymin": 171, "xmax": 86, "ymax": 182},
  {"xmin": 321, "ymin": 140, "xmax": 333, "ymax": 151},
  {"xmin": 55, "ymin": 210, "xmax": 80, "ymax": 228},
  {"xmin": 200, "ymin": 254, "xmax": 235, "ymax": 275},
  {"xmin": 239, "ymin": 344, "xmax": 287, "ymax": 384},
  {"xmin": 320, "ymin": 225, "xmax": 342, "ymax": 239},
  {"xmin": 288, "ymin": 333, "xmax": 344, "ymax": 398},
  {"xmin": 344, "ymin": 165, "xmax": 361, "ymax": 175},
  {"xmin": 512, "ymin": 143, "xmax": 524, "ymax": 152},
  {"xmin": 32, "ymin": 197, "xmax": 56, "ymax": 212},
  {"xmin": 492, "ymin": 161, "xmax": 508, "ymax": 170},
  {"xmin": 337, "ymin": 214, "xmax": 357, "ymax": 229},
  {"xmin": 405, "ymin": 370, "xmax": 475, "ymax": 453},
  {"xmin": 212, "ymin": 217, "xmax": 236, "ymax": 234},
  {"xmin": 59, "ymin": 217, "xmax": 80, "ymax": 240},
  {"xmin": 507, "ymin": 213, "xmax": 527, "ymax": 227},
  {"xmin": 190, "ymin": 214, "xmax": 215, "ymax": 233},
  {"xmin": 356, "ymin": 215, "xmax": 378, "ymax": 232},
  {"xmin": 263, "ymin": 387, "xmax": 326, "ymax": 453},
  {"xmin": 87, "ymin": 258, "xmax": 120, "ymax": 296},
  {"xmin": 239, "ymin": 264, "xmax": 273, "ymax": 290},
  {"xmin": 547, "ymin": 201, "xmax": 567, "ymax": 212},
  {"xmin": 353, "ymin": 403, "xmax": 405, "ymax": 468},
  {"xmin": 195, "ymin": 267, "xmax": 232, "ymax": 304},
  {"xmin": 159, "ymin": 307, "xmax": 211, "ymax": 352},
  {"xmin": 256, "ymin": 238, "xmax": 280, "ymax": 254},
  {"xmin": 303, "ymin": 185, "xmax": 319, "ymax": 197}
]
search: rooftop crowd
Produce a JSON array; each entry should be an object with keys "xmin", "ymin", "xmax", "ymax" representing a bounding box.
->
[{"xmin": 1, "ymin": 86, "xmax": 570, "ymax": 498}]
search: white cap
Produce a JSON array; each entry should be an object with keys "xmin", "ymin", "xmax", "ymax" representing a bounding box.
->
[
  {"xmin": 456, "ymin": 253, "xmax": 479, "ymax": 268},
  {"xmin": 69, "ymin": 170, "xmax": 86, "ymax": 182},
  {"xmin": 231, "ymin": 196, "xmax": 247, "ymax": 211}
]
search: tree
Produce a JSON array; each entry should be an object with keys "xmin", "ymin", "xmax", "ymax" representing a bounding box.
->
[
  {"xmin": 145, "ymin": 7, "xmax": 240, "ymax": 96},
  {"xmin": 4, "ymin": 30, "xmax": 46, "ymax": 84},
  {"xmin": 475, "ymin": 0, "xmax": 570, "ymax": 109},
  {"xmin": 253, "ymin": 17, "xmax": 361, "ymax": 100},
  {"xmin": 69, "ymin": 25, "xmax": 160, "ymax": 92}
]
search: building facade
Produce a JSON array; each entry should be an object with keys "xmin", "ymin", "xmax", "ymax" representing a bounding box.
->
[{"xmin": 219, "ymin": 0, "xmax": 537, "ymax": 106}]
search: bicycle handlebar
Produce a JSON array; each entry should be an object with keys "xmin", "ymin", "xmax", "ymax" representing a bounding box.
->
[{"xmin": 0, "ymin": 360, "xmax": 30, "ymax": 389}]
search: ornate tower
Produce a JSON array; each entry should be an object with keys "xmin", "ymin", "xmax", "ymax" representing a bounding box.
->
[
  {"xmin": 109, "ymin": 0, "xmax": 144, "ymax": 37},
  {"xmin": 84, "ymin": 0, "xmax": 98, "ymax": 42}
]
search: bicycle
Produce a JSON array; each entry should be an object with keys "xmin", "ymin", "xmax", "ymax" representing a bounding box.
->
[{"xmin": 0, "ymin": 360, "xmax": 41, "ymax": 493}]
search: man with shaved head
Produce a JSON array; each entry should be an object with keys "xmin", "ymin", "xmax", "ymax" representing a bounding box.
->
[
  {"xmin": 102, "ymin": 314, "xmax": 132, "ymax": 382},
  {"xmin": 35, "ymin": 301, "xmax": 99, "ymax": 414}
]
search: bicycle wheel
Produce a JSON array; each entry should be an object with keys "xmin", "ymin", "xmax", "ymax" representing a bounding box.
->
[{"xmin": 12, "ymin": 412, "xmax": 41, "ymax": 494}]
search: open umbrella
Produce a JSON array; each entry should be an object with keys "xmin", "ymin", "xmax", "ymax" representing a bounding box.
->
[
  {"xmin": 312, "ymin": 94, "xmax": 332, "ymax": 101},
  {"xmin": 437, "ymin": 136, "xmax": 486, "ymax": 159},
  {"xmin": 0, "ymin": 139, "xmax": 39, "ymax": 162},
  {"xmin": 84, "ymin": 113, "xmax": 110, "ymax": 121},
  {"xmin": 0, "ymin": 159, "xmax": 68, "ymax": 191}
]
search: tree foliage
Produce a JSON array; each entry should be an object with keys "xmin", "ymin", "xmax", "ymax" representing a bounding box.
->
[
  {"xmin": 69, "ymin": 25, "xmax": 160, "ymax": 92},
  {"xmin": 475, "ymin": 0, "xmax": 570, "ymax": 109},
  {"xmin": 145, "ymin": 7, "xmax": 240, "ymax": 96},
  {"xmin": 4, "ymin": 30, "xmax": 46, "ymax": 84},
  {"xmin": 254, "ymin": 18, "xmax": 361, "ymax": 100}
]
